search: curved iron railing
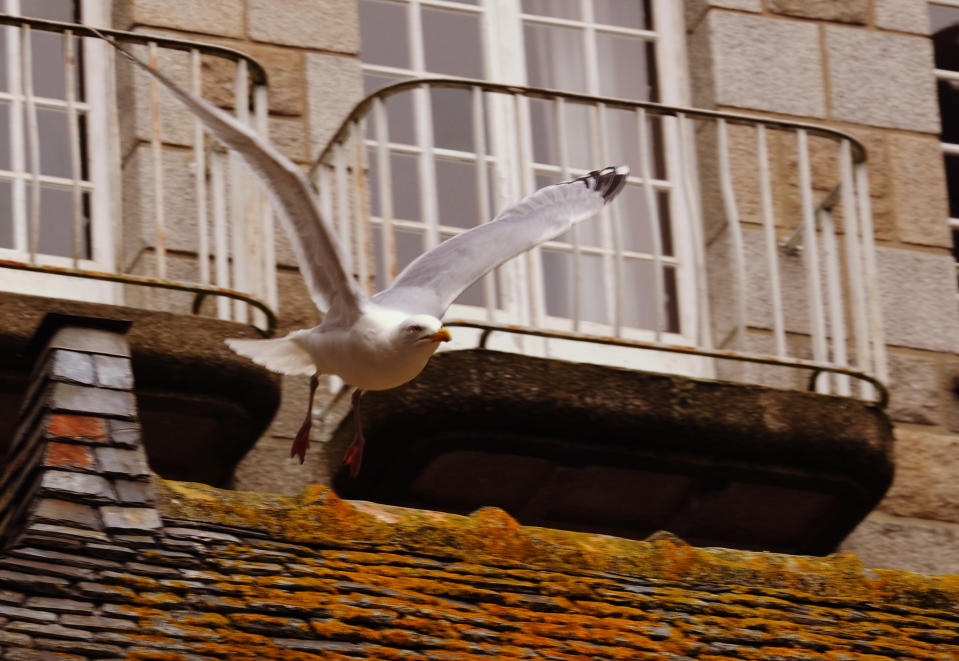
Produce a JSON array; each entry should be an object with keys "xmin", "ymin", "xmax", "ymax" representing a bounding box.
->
[
  {"xmin": 310, "ymin": 77, "xmax": 888, "ymax": 404},
  {"xmin": 0, "ymin": 15, "xmax": 277, "ymax": 335}
]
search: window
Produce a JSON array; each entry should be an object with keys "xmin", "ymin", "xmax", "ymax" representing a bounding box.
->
[
  {"xmin": 930, "ymin": 2, "xmax": 959, "ymax": 270},
  {"xmin": 0, "ymin": 0, "xmax": 115, "ymax": 301},
  {"xmin": 357, "ymin": 0, "xmax": 699, "ymax": 373}
]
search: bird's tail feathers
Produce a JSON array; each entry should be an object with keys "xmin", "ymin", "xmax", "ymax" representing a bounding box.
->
[{"xmin": 226, "ymin": 334, "xmax": 315, "ymax": 375}]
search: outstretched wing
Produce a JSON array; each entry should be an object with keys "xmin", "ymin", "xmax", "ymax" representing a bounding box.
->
[
  {"xmin": 372, "ymin": 166, "xmax": 629, "ymax": 318},
  {"xmin": 99, "ymin": 33, "xmax": 364, "ymax": 320}
]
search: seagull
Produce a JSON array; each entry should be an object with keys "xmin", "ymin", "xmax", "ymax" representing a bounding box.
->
[{"xmin": 98, "ymin": 33, "xmax": 629, "ymax": 476}]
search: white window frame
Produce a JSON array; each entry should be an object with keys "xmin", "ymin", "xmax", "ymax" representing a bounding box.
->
[
  {"xmin": 360, "ymin": 0, "xmax": 705, "ymax": 374},
  {"xmin": 0, "ymin": 0, "xmax": 118, "ymax": 303}
]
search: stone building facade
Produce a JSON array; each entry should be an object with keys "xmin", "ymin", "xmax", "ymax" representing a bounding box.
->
[{"xmin": 1, "ymin": 0, "xmax": 958, "ymax": 578}]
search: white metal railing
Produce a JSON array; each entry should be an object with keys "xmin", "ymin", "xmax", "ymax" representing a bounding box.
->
[
  {"xmin": 0, "ymin": 15, "xmax": 277, "ymax": 333},
  {"xmin": 312, "ymin": 78, "xmax": 889, "ymax": 405}
]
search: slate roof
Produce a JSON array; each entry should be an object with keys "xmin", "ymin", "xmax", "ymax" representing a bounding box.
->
[{"xmin": 0, "ymin": 317, "xmax": 958, "ymax": 660}]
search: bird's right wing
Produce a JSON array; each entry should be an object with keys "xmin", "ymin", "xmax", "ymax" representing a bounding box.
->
[
  {"xmin": 98, "ymin": 33, "xmax": 364, "ymax": 320},
  {"xmin": 372, "ymin": 166, "xmax": 629, "ymax": 318}
]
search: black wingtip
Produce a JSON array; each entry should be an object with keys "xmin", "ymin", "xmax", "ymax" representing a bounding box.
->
[{"xmin": 574, "ymin": 165, "xmax": 630, "ymax": 202}]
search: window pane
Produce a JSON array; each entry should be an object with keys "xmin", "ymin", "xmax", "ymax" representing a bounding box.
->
[
  {"xmin": 20, "ymin": 0, "xmax": 76, "ymax": 21},
  {"xmin": 430, "ymin": 87, "xmax": 475, "ymax": 152},
  {"xmin": 945, "ymin": 154, "xmax": 959, "ymax": 219},
  {"xmin": 0, "ymin": 181, "xmax": 11, "ymax": 248},
  {"xmin": 359, "ymin": 0, "xmax": 410, "ymax": 69},
  {"xmin": 36, "ymin": 108, "xmax": 74, "ymax": 179},
  {"xmin": 523, "ymin": 23, "xmax": 587, "ymax": 94},
  {"xmin": 932, "ymin": 5, "xmax": 959, "ymax": 71},
  {"xmin": 391, "ymin": 152, "xmax": 421, "ymax": 220},
  {"xmin": 593, "ymin": 0, "xmax": 651, "ymax": 30},
  {"xmin": 522, "ymin": 0, "xmax": 580, "ymax": 20},
  {"xmin": 436, "ymin": 158, "xmax": 479, "ymax": 229},
  {"xmin": 29, "ymin": 186, "xmax": 90, "ymax": 258},
  {"xmin": 0, "ymin": 29, "xmax": 7, "ymax": 92},
  {"xmin": 595, "ymin": 33, "xmax": 656, "ymax": 100},
  {"xmin": 0, "ymin": 102, "xmax": 10, "ymax": 170},
  {"xmin": 938, "ymin": 79, "xmax": 959, "ymax": 144},
  {"xmin": 541, "ymin": 248, "xmax": 610, "ymax": 324},
  {"xmin": 395, "ymin": 228, "xmax": 424, "ymax": 274},
  {"xmin": 364, "ymin": 74, "xmax": 415, "ymax": 144},
  {"xmin": 422, "ymin": 7, "xmax": 483, "ymax": 78}
]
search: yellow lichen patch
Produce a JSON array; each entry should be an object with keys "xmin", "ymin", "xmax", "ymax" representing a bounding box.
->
[
  {"xmin": 310, "ymin": 617, "xmax": 379, "ymax": 641},
  {"xmin": 126, "ymin": 652, "xmax": 191, "ymax": 661},
  {"xmin": 176, "ymin": 612, "xmax": 230, "ymax": 627},
  {"xmin": 154, "ymin": 478, "xmax": 959, "ymax": 613},
  {"xmin": 136, "ymin": 592, "xmax": 185, "ymax": 607},
  {"xmin": 103, "ymin": 572, "xmax": 160, "ymax": 590},
  {"xmin": 229, "ymin": 612, "xmax": 310, "ymax": 635}
]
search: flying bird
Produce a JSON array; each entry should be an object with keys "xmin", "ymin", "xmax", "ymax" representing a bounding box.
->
[{"xmin": 99, "ymin": 32, "xmax": 629, "ymax": 476}]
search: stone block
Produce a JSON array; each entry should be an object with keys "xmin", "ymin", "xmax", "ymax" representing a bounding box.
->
[
  {"xmin": 48, "ymin": 327, "xmax": 130, "ymax": 357},
  {"xmin": 0, "ymin": 605, "xmax": 56, "ymax": 624},
  {"xmin": 42, "ymin": 443, "xmax": 95, "ymax": 471},
  {"xmin": 248, "ymin": 0, "xmax": 359, "ymax": 52},
  {"xmin": 59, "ymin": 614, "xmax": 137, "ymax": 631},
  {"xmin": 49, "ymin": 383, "xmax": 137, "ymax": 420},
  {"xmin": 31, "ymin": 499, "xmax": 102, "ymax": 530},
  {"xmin": 99, "ymin": 506, "xmax": 162, "ymax": 532},
  {"xmin": 0, "ymin": 569, "xmax": 70, "ymax": 595},
  {"xmin": 94, "ymin": 447, "xmax": 150, "ymax": 478},
  {"xmin": 769, "ymin": 0, "xmax": 867, "ymax": 24},
  {"xmin": 11, "ymin": 548, "xmax": 120, "ymax": 570},
  {"xmin": 5, "ymin": 622, "xmax": 93, "ymax": 641},
  {"xmin": 46, "ymin": 414, "xmax": 108, "ymax": 444},
  {"xmin": 39, "ymin": 471, "xmax": 116, "ymax": 504},
  {"xmin": 825, "ymin": 27, "xmax": 939, "ymax": 132},
  {"xmin": 685, "ymin": 0, "xmax": 761, "ymax": 29},
  {"xmin": 704, "ymin": 12, "xmax": 825, "ymax": 118},
  {"xmin": 93, "ymin": 355, "xmax": 135, "ymax": 390},
  {"xmin": 875, "ymin": 0, "xmax": 930, "ymax": 35},
  {"xmin": 888, "ymin": 133, "xmax": 952, "ymax": 248},
  {"xmin": 886, "ymin": 353, "xmax": 942, "ymax": 425},
  {"xmin": 877, "ymin": 247, "xmax": 959, "ymax": 353},
  {"xmin": 270, "ymin": 115, "xmax": 310, "ymax": 165},
  {"xmin": 840, "ymin": 512, "xmax": 959, "ymax": 574},
  {"xmin": 201, "ymin": 43, "xmax": 305, "ymax": 117},
  {"xmin": 306, "ymin": 53, "xmax": 363, "ymax": 157},
  {"xmin": 49, "ymin": 350, "xmax": 95, "ymax": 386},
  {"xmin": 121, "ymin": 0, "xmax": 244, "ymax": 38},
  {"xmin": 877, "ymin": 428, "xmax": 959, "ymax": 522},
  {"xmin": 23, "ymin": 524, "xmax": 109, "ymax": 544}
]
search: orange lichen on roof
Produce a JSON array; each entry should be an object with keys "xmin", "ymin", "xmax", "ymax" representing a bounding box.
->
[
  {"xmin": 46, "ymin": 412, "xmax": 108, "ymax": 442},
  {"xmin": 154, "ymin": 478, "xmax": 959, "ymax": 611}
]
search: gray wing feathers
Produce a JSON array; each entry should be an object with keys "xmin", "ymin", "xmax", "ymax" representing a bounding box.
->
[
  {"xmin": 373, "ymin": 166, "xmax": 629, "ymax": 318},
  {"xmin": 103, "ymin": 36, "xmax": 363, "ymax": 318}
]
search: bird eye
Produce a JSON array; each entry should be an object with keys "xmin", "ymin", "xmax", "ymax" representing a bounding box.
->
[{"xmin": 407, "ymin": 325, "xmax": 424, "ymax": 334}]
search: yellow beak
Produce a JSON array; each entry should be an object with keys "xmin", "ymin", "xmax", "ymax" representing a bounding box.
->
[{"xmin": 426, "ymin": 328, "xmax": 452, "ymax": 343}]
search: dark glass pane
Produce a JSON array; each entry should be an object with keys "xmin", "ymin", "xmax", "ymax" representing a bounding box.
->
[
  {"xmin": 0, "ymin": 103, "xmax": 10, "ymax": 170},
  {"xmin": 938, "ymin": 79, "xmax": 959, "ymax": 144},
  {"xmin": 596, "ymin": 33, "xmax": 656, "ymax": 100},
  {"xmin": 523, "ymin": 23, "xmax": 587, "ymax": 93},
  {"xmin": 359, "ymin": 0, "xmax": 410, "ymax": 69},
  {"xmin": 541, "ymin": 248, "xmax": 574, "ymax": 318},
  {"xmin": 36, "ymin": 107, "xmax": 73, "ymax": 178},
  {"xmin": 593, "ymin": 0, "xmax": 651, "ymax": 30},
  {"xmin": 30, "ymin": 30, "xmax": 67, "ymax": 99},
  {"xmin": 430, "ymin": 87, "xmax": 475, "ymax": 152},
  {"xmin": 391, "ymin": 152, "xmax": 420, "ymax": 220},
  {"xmin": 395, "ymin": 228, "xmax": 423, "ymax": 274},
  {"xmin": 663, "ymin": 264, "xmax": 680, "ymax": 333},
  {"xmin": 422, "ymin": 7, "xmax": 483, "ymax": 78},
  {"xmin": 945, "ymin": 153, "xmax": 959, "ymax": 219},
  {"xmin": 0, "ymin": 181, "xmax": 12, "ymax": 248},
  {"xmin": 436, "ymin": 158, "xmax": 479, "ymax": 229},
  {"xmin": 522, "ymin": 0, "xmax": 580, "ymax": 20},
  {"xmin": 364, "ymin": 73, "xmax": 415, "ymax": 144},
  {"xmin": 19, "ymin": 0, "xmax": 77, "ymax": 21},
  {"xmin": 0, "ymin": 28, "xmax": 7, "ymax": 92},
  {"xmin": 29, "ymin": 185, "xmax": 89, "ymax": 258}
]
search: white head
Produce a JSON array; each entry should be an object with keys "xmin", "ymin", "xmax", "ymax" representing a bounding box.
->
[{"xmin": 393, "ymin": 314, "xmax": 451, "ymax": 348}]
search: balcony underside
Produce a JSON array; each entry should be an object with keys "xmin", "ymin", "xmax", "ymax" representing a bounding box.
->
[
  {"xmin": 0, "ymin": 291, "xmax": 280, "ymax": 487},
  {"xmin": 330, "ymin": 349, "xmax": 894, "ymax": 555}
]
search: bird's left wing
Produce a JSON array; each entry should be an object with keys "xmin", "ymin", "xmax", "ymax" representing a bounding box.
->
[
  {"xmin": 372, "ymin": 166, "xmax": 629, "ymax": 318},
  {"xmin": 97, "ymin": 33, "xmax": 365, "ymax": 320}
]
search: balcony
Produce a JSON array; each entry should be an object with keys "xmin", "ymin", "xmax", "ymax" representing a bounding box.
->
[
  {"xmin": 0, "ymin": 16, "xmax": 280, "ymax": 483},
  {"xmin": 312, "ymin": 79, "xmax": 893, "ymax": 552}
]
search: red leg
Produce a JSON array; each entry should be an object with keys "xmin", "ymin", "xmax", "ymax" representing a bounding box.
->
[
  {"xmin": 342, "ymin": 389, "xmax": 366, "ymax": 478},
  {"xmin": 290, "ymin": 373, "xmax": 319, "ymax": 464}
]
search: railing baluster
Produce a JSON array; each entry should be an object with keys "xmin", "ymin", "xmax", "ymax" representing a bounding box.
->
[
  {"xmin": 316, "ymin": 162, "xmax": 334, "ymax": 311},
  {"xmin": 148, "ymin": 41, "xmax": 166, "ymax": 280},
  {"xmin": 638, "ymin": 108, "xmax": 664, "ymax": 344},
  {"xmin": 555, "ymin": 97, "xmax": 581, "ymax": 332},
  {"xmin": 598, "ymin": 103, "xmax": 624, "ymax": 338},
  {"xmin": 230, "ymin": 59, "xmax": 249, "ymax": 323},
  {"xmin": 416, "ymin": 84, "xmax": 439, "ymax": 251},
  {"xmin": 353, "ymin": 119, "xmax": 371, "ymax": 295},
  {"xmin": 373, "ymin": 98, "xmax": 396, "ymax": 286},
  {"xmin": 191, "ymin": 49, "xmax": 209, "ymax": 288},
  {"xmin": 757, "ymin": 124, "xmax": 787, "ymax": 357},
  {"xmin": 334, "ymin": 142, "xmax": 353, "ymax": 277},
  {"xmin": 471, "ymin": 86, "xmax": 496, "ymax": 322},
  {"xmin": 64, "ymin": 29, "xmax": 83, "ymax": 266},
  {"xmin": 839, "ymin": 139, "xmax": 870, "ymax": 398},
  {"xmin": 589, "ymin": 103, "xmax": 617, "ymax": 334},
  {"xmin": 820, "ymin": 207, "xmax": 850, "ymax": 395},
  {"xmin": 856, "ymin": 163, "xmax": 889, "ymax": 385},
  {"xmin": 254, "ymin": 83, "xmax": 277, "ymax": 311},
  {"xmin": 7, "ymin": 21, "xmax": 26, "ymax": 255},
  {"xmin": 717, "ymin": 118, "xmax": 747, "ymax": 351},
  {"xmin": 515, "ymin": 94, "xmax": 544, "ymax": 340},
  {"xmin": 22, "ymin": 24, "xmax": 40, "ymax": 263},
  {"xmin": 210, "ymin": 148, "xmax": 231, "ymax": 320},
  {"xmin": 797, "ymin": 129, "xmax": 829, "ymax": 392}
]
